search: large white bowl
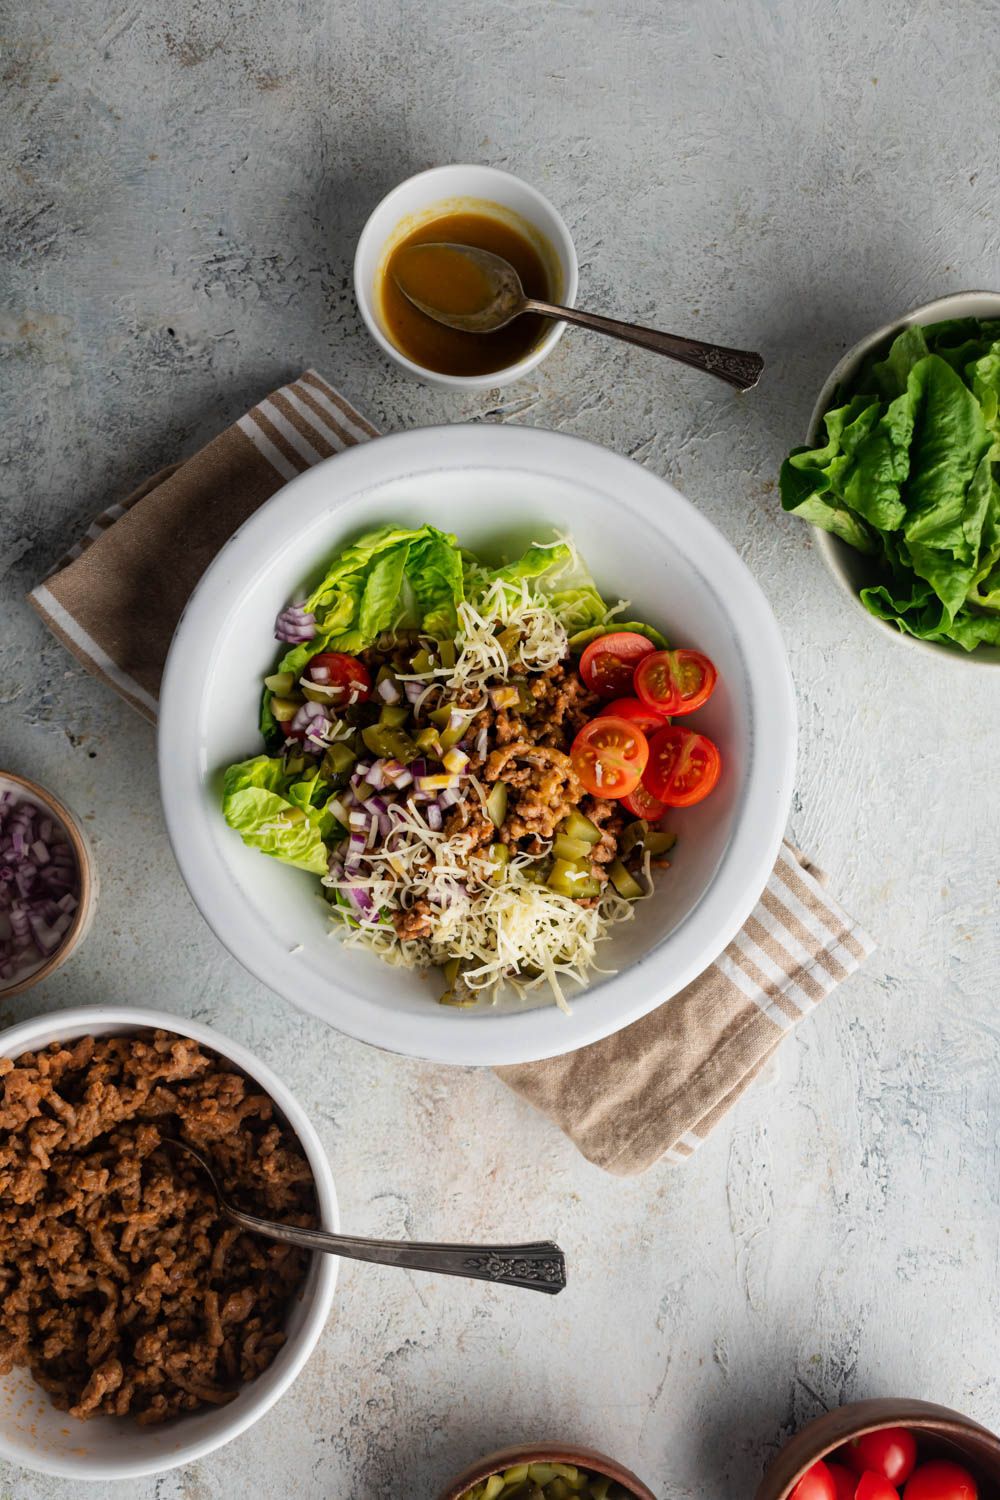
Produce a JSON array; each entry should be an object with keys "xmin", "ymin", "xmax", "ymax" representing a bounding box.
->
[
  {"xmin": 808, "ymin": 289, "xmax": 1000, "ymax": 665},
  {"xmin": 0, "ymin": 1006, "xmax": 338, "ymax": 1481},
  {"xmin": 159, "ymin": 425, "xmax": 796, "ymax": 1067}
]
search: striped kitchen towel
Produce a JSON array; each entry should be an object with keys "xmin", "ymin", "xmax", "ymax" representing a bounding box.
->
[{"xmin": 27, "ymin": 371, "xmax": 875, "ymax": 1174}]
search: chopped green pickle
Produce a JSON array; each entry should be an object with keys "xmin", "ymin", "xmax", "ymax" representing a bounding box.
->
[
  {"xmin": 485, "ymin": 782, "xmax": 508, "ymax": 827},
  {"xmin": 620, "ymin": 819, "xmax": 648, "ymax": 856},
  {"xmin": 321, "ymin": 742, "xmax": 357, "ymax": 775},
  {"xmin": 437, "ymin": 637, "xmax": 457, "ymax": 668},
  {"xmin": 269, "ymin": 695, "xmax": 301, "ymax": 723},
  {"xmin": 461, "ymin": 1461, "xmax": 634, "ymax": 1500},
  {"xmin": 263, "ymin": 671, "xmax": 295, "ymax": 695},
  {"xmin": 411, "ymin": 647, "xmax": 436, "ymax": 674},
  {"xmin": 415, "ymin": 726, "xmax": 444, "ymax": 754},
  {"xmin": 645, "ymin": 829, "xmax": 676, "ymax": 856},
  {"xmin": 551, "ymin": 833, "xmax": 592, "ymax": 862},
  {"xmin": 609, "ymin": 859, "xmax": 644, "ymax": 900},
  {"xmin": 361, "ymin": 725, "xmax": 418, "ymax": 762},
  {"xmin": 428, "ymin": 705, "xmax": 452, "ymax": 728},
  {"xmin": 547, "ymin": 859, "xmax": 601, "ymax": 899},
  {"xmin": 378, "ymin": 703, "xmax": 409, "ymax": 727},
  {"xmin": 487, "ymin": 842, "xmax": 509, "ymax": 882},
  {"xmin": 559, "ymin": 809, "xmax": 602, "ymax": 845}
]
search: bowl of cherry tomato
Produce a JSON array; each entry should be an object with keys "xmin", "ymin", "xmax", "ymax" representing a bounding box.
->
[{"xmin": 754, "ymin": 1399, "xmax": 1000, "ymax": 1500}]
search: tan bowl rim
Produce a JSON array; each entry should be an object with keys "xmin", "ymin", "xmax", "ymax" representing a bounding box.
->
[
  {"xmin": 755, "ymin": 1397, "xmax": 1000, "ymax": 1500},
  {"xmin": 0, "ymin": 771, "xmax": 95, "ymax": 998},
  {"xmin": 435, "ymin": 1441, "xmax": 657, "ymax": 1500},
  {"xmin": 806, "ymin": 287, "xmax": 1000, "ymax": 666}
]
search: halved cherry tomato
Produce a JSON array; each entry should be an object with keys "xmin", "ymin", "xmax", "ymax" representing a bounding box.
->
[
  {"xmin": 579, "ymin": 632, "xmax": 657, "ymax": 699},
  {"xmin": 634, "ymin": 648, "xmax": 718, "ymax": 715},
  {"xmin": 643, "ymin": 725, "xmax": 721, "ymax": 807},
  {"xmin": 570, "ymin": 716, "xmax": 649, "ymax": 799},
  {"xmin": 856, "ymin": 1475, "xmax": 899, "ymax": 1500},
  {"xmin": 846, "ymin": 1429, "xmax": 918, "ymax": 1486},
  {"xmin": 826, "ymin": 1464, "xmax": 858, "ymax": 1500},
  {"xmin": 621, "ymin": 780, "xmax": 669, "ymax": 821},
  {"xmin": 306, "ymin": 651, "xmax": 372, "ymax": 703},
  {"xmin": 597, "ymin": 697, "xmax": 668, "ymax": 736},
  {"xmin": 790, "ymin": 1461, "xmax": 837, "ymax": 1500},
  {"xmin": 904, "ymin": 1461, "xmax": 979, "ymax": 1500}
]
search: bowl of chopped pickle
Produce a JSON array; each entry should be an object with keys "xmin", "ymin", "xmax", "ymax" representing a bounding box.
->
[{"xmin": 436, "ymin": 1443, "xmax": 657, "ymax": 1500}]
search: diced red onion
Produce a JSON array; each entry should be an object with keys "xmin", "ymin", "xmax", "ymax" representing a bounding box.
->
[
  {"xmin": 392, "ymin": 767, "xmax": 413, "ymax": 789},
  {"xmin": 404, "ymin": 681, "xmax": 424, "ymax": 705},
  {"xmin": 291, "ymin": 700, "xmax": 327, "ymax": 734},
  {"xmin": 328, "ymin": 797, "xmax": 350, "ymax": 826},
  {"xmin": 476, "ymin": 728, "xmax": 489, "ymax": 759},
  {"xmin": 348, "ymin": 810, "xmax": 368, "ymax": 831},
  {"xmin": 377, "ymin": 678, "xmax": 400, "ymax": 704},
  {"xmin": 346, "ymin": 886, "xmax": 375, "ymax": 919},
  {"xmin": 274, "ymin": 602, "xmax": 316, "ymax": 643},
  {"xmin": 438, "ymin": 787, "xmax": 461, "ymax": 808},
  {"xmin": 409, "ymin": 758, "xmax": 428, "ymax": 780},
  {"xmin": 448, "ymin": 710, "xmax": 465, "ymax": 732},
  {"xmin": 366, "ymin": 762, "xmax": 386, "ymax": 790},
  {"xmin": 309, "ymin": 663, "xmax": 331, "ymax": 684},
  {"xmin": 0, "ymin": 792, "xmax": 80, "ymax": 976},
  {"xmin": 426, "ymin": 804, "xmax": 443, "ymax": 832}
]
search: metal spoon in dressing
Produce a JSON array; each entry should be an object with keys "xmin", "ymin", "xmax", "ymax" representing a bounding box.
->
[{"xmin": 393, "ymin": 241, "xmax": 764, "ymax": 391}]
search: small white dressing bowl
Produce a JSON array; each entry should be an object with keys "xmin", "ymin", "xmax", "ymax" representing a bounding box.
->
[{"xmin": 353, "ymin": 164, "xmax": 578, "ymax": 390}]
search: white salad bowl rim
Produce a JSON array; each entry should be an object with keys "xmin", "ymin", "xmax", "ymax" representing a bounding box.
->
[
  {"xmin": 159, "ymin": 424, "xmax": 797, "ymax": 1067},
  {"xmin": 809, "ymin": 288, "xmax": 1000, "ymax": 666},
  {"xmin": 0, "ymin": 1004, "xmax": 338, "ymax": 1481}
]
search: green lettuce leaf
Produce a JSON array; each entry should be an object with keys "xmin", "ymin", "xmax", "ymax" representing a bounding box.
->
[
  {"xmin": 275, "ymin": 524, "xmax": 465, "ymax": 677},
  {"xmin": 781, "ymin": 318, "xmax": 1000, "ymax": 650},
  {"xmin": 222, "ymin": 756, "xmax": 339, "ymax": 874},
  {"xmin": 470, "ymin": 541, "xmax": 616, "ymax": 635},
  {"xmin": 567, "ymin": 621, "xmax": 668, "ymax": 652}
]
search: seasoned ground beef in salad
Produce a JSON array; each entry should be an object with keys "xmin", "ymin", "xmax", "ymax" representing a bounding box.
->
[
  {"xmin": 223, "ymin": 526, "xmax": 722, "ymax": 1011},
  {"xmin": 0, "ymin": 1032, "xmax": 314, "ymax": 1424}
]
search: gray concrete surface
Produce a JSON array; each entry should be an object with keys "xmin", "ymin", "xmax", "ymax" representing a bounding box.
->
[{"xmin": 3, "ymin": 1, "xmax": 1000, "ymax": 1496}]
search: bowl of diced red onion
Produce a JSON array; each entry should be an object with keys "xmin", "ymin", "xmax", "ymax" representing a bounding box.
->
[{"xmin": 0, "ymin": 773, "xmax": 97, "ymax": 996}]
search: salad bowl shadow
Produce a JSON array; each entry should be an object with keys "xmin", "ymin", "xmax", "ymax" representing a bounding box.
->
[
  {"xmin": 159, "ymin": 423, "xmax": 796, "ymax": 1067},
  {"xmin": 753, "ymin": 1397, "xmax": 1000, "ymax": 1499},
  {"xmin": 807, "ymin": 289, "xmax": 1000, "ymax": 666}
]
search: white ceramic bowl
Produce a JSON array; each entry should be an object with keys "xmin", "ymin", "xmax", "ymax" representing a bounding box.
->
[
  {"xmin": 159, "ymin": 424, "xmax": 796, "ymax": 1067},
  {"xmin": 807, "ymin": 289, "xmax": 1000, "ymax": 665},
  {"xmin": 0, "ymin": 1006, "xmax": 338, "ymax": 1481},
  {"xmin": 353, "ymin": 164, "xmax": 578, "ymax": 389}
]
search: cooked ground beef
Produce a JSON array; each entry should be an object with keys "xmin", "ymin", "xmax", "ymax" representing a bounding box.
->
[
  {"xmin": 0, "ymin": 1032, "xmax": 314, "ymax": 1425},
  {"xmin": 484, "ymin": 741, "xmax": 585, "ymax": 844}
]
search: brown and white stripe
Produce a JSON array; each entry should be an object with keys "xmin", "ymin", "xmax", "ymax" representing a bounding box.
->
[{"xmin": 28, "ymin": 372, "xmax": 376, "ymax": 722}]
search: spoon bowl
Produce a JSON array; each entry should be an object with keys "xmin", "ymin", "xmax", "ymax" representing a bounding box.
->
[
  {"xmin": 393, "ymin": 242, "xmax": 534, "ymax": 333},
  {"xmin": 394, "ymin": 239, "xmax": 765, "ymax": 390}
]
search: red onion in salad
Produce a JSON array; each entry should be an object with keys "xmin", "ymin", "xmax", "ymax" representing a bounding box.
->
[{"xmin": 274, "ymin": 602, "xmax": 315, "ymax": 644}]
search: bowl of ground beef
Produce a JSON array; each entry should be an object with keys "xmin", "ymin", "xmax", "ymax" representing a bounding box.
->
[{"xmin": 0, "ymin": 1006, "xmax": 338, "ymax": 1481}]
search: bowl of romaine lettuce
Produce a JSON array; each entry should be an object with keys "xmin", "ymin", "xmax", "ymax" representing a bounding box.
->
[{"xmin": 781, "ymin": 290, "xmax": 1000, "ymax": 662}]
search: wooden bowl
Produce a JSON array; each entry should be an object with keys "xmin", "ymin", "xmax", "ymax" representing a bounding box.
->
[
  {"xmin": 0, "ymin": 771, "xmax": 98, "ymax": 998},
  {"xmin": 436, "ymin": 1443, "xmax": 657, "ymax": 1500},
  {"xmin": 753, "ymin": 1398, "xmax": 1000, "ymax": 1499}
]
